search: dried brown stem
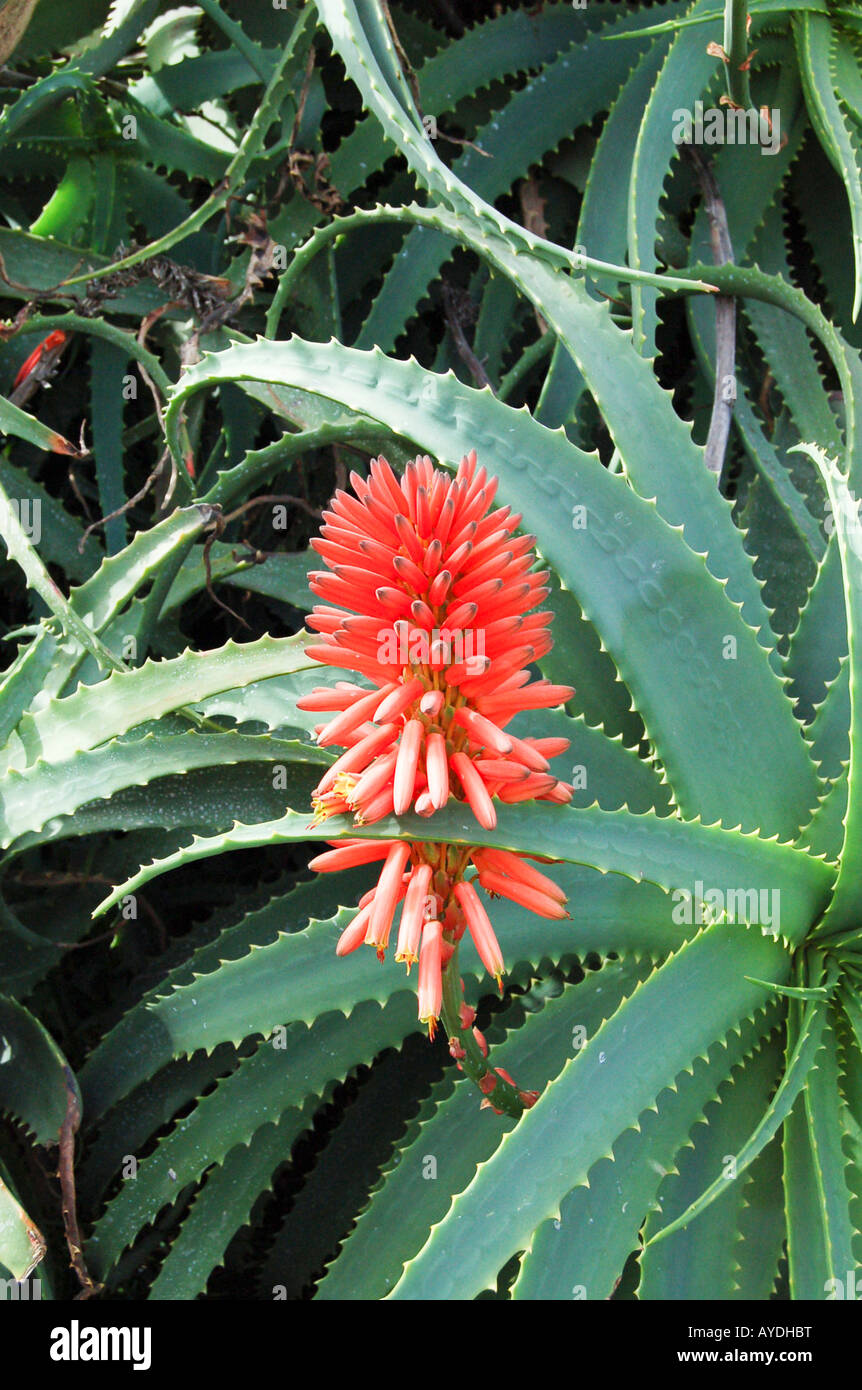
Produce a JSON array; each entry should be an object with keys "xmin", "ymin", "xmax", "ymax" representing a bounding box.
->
[
  {"xmin": 684, "ymin": 145, "xmax": 737, "ymax": 484},
  {"xmin": 442, "ymin": 283, "xmax": 494, "ymax": 392},
  {"xmin": 57, "ymin": 1068, "xmax": 101, "ymax": 1298}
]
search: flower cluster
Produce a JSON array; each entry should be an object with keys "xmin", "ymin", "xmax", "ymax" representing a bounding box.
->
[{"xmin": 299, "ymin": 451, "xmax": 573, "ymax": 1104}]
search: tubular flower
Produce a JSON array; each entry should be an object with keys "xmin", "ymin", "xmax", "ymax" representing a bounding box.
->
[
  {"xmin": 297, "ymin": 450, "xmax": 574, "ymax": 828},
  {"xmin": 302, "ymin": 453, "xmax": 573, "ymax": 1101}
]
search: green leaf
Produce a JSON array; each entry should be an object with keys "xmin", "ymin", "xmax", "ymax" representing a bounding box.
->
[
  {"xmin": 83, "ymin": 859, "xmax": 684, "ymax": 1119},
  {"xmin": 647, "ymin": 966, "xmax": 835, "ymax": 1248},
  {"xmin": 0, "ymin": 996, "xmax": 78, "ymax": 1144},
  {"xmin": 0, "ymin": 388, "xmax": 84, "ymax": 457},
  {"xmin": 639, "ymin": 1034, "xmax": 785, "ymax": 1298},
  {"xmin": 795, "ymin": 12, "xmax": 862, "ymax": 319},
  {"xmin": 387, "ymin": 920, "xmax": 792, "ymax": 1299},
  {"xmin": 318, "ymin": 959, "xmax": 653, "ymax": 1300},
  {"xmin": 800, "ymin": 1013, "xmax": 859, "ymax": 1286},
  {"xmin": 0, "ymin": 1170, "xmax": 44, "ymax": 1282},
  {"xmin": 3, "ymin": 633, "xmax": 315, "ymax": 772},
  {"xmin": 730, "ymin": 1136, "xmax": 786, "ymax": 1299},
  {"xmin": 87, "ymin": 996, "xmax": 418, "ymax": 1281},
  {"xmin": 89, "ymin": 338, "xmax": 129, "ymax": 554},
  {"xmin": 92, "ymin": 797, "xmax": 833, "ymax": 948},
  {"xmin": 512, "ymin": 1004, "xmax": 783, "ymax": 1300},
  {"xmin": 0, "ymin": 732, "xmax": 330, "ymax": 850}
]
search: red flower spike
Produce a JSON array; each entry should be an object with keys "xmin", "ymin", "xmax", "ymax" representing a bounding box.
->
[{"xmin": 303, "ymin": 452, "xmax": 574, "ymax": 1057}]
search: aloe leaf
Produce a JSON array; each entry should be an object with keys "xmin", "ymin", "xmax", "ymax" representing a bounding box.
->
[
  {"xmin": 627, "ymin": 0, "xmax": 722, "ymax": 353},
  {"xmin": 0, "ymin": 732, "xmax": 330, "ymax": 851},
  {"xmin": 512, "ymin": 1005, "xmax": 782, "ymax": 1300},
  {"xmin": 89, "ymin": 338, "xmax": 128, "ymax": 555},
  {"xmin": 318, "ymin": 960, "xmax": 653, "ymax": 1300},
  {"xmin": 145, "ymin": 1108, "xmax": 302, "ymax": 1300},
  {"xmin": 78, "ymin": 869, "xmax": 372, "ymax": 1124},
  {"xmin": 0, "ymin": 996, "xmax": 79, "ymax": 1144},
  {"xmin": 646, "ymin": 967, "xmax": 835, "ymax": 1248},
  {"xmin": 808, "ymin": 660, "xmax": 850, "ymax": 782},
  {"xmin": 0, "ymin": 475, "xmax": 124, "ymax": 680},
  {"xmin": 0, "ymin": 1170, "xmax": 44, "ymax": 1282},
  {"xmin": 795, "ymin": 12, "xmax": 862, "ymax": 319},
  {"xmin": 639, "ymin": 1034, "xmax": 785, "ymax": 1298},
  {"xmin": 0, "ymin": 388, "xmax": 83, "ymax": 457},
  {"xmin": 0, "ymin": 0, "xmax": 162, "ymax": 146},
  {"xmin": 357, "ymin": 11, "xmax": 659, "ymax": 354},
  {"xmin": 0, "ymin": 458, "xmax": 102, "ymax": 583},
  {"xmin": 39, "ymin": 502, "xmax": 218, "ymax": 702},
  {"xmin": 91, "ymin": 798, "xmax": 832, "ymax": 947},
  {"xmin": 730, "ymin": 1133, "xmax": 786, "ymax": 1298},
  {"xmin": 82, "ymin": 866, "xmax": 681, "ymax": 1119},
  {"xmin": 161, "ymin": 543, "xmax": 314, "ymax": 618},
  {"xmin": 3, "ymin": 633, "xmax": 314, "ymax": 772},
  {"xmin": 87, "ymin": 996, "xmax": 419, "ymax": 1280},
  {"xmin": 786, "ymin": 537, "xmax": 846, "ymax": 723},
  {"xmin": 800, "ymin": 1013, "xmax": 859, "ymax": 1287},
  {"xmin": 386, "ymin": 921, "xmax": 791, "ymax": 1299}
]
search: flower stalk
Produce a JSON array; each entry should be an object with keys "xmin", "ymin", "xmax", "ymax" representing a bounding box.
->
[{"xmin": 302, "ymin": 450, "xmax": 574, "ymax": 1108}]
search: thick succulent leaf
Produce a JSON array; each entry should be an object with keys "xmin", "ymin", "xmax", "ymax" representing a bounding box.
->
[
  {"xmin": 145, "ymin": 1107, "xmax": 300, "ymax": 1300},
  {"xmin": 77, "ymin": 1045, "xmax": 239, "ymax": 1210},
  {"xmin": 786, "ymin": 537, "xmax": 847, "ymax": 724},
  {"xmin": 511, "ymin": 1004, "xmax": 783, "ymax": 1300},
  {"xmin": 82, "ymin": 862, "xmax": 682, "ymax": 1119},
  {"xmin": 639, "ymin": 1034, "xmax": 784, "ymax": 1299},
  {"xmin": 41, "ymin": 502, "xmax": 220, "ymax": 701},
  {"xmin": 0, "ymin": 996, "xmax": 78, "ymax": 1145},
  {"xmin": 729, "ymin": 1134, "xmax": 787, "ymax": 1299},
  {"xmin": 318, "ymin": 959, "xmax": 653, "ymax": 1300},
  {"xmin": 0, "ymin": 458, "xmax": 102, "ymax": 583},
  {"xmin": 648, "ymin": 969, "xmax": 835, "ymax": 1248},
  {"xmin": 0, "ymin": 732, "xmax": 330, "ymax": 850},
  {"xmin": 3, "ymin": 633, "xmax": 315, "ymax": 772},
  {"xmin": 9, "ymin": 758, "xmax": 323, "ymax": 855},
  {"xmin": 80, "ymin": 869, "xmax": 374, "ymax": 1119},
  {"xmin": 87, "ymin": 996, "xmax": 418, "ymax": 1281},
  {"xmin": 0, "ymin": 475, "xmax": 121, "ymax": 682},
  {"xmin": 386, "ymin": 921, "xmax": 792, "ymax": 1299},
  {"xmin": 796, "ymin": 1012, "xmax": 860, "ymax": 1291},
  {"xmin": 795, "ymin": 12, "xmax": 862, "ymax": 319},
  {"xmin": 0, "ymin": 1170, "xmax": 44, "ymax": 1282},
  {"xmin": 627, "ymin": 0, "xmax": 721, "ymax": 353},
  {"xmin": 259, "ymin": 1046, "xmax": 442, "ymax": 1300},
  {"xmin": 92, "ymin": 798, "xmax": 833, "ymax": 950},
  {"xmin": 357, "ymin": 9, "xmax": 660, "ymax": 353}
]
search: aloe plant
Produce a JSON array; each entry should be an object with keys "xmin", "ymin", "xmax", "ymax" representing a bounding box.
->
[{"xmin": 0, "ymin": 0, "xmax": 860, "ymax": 1303}]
